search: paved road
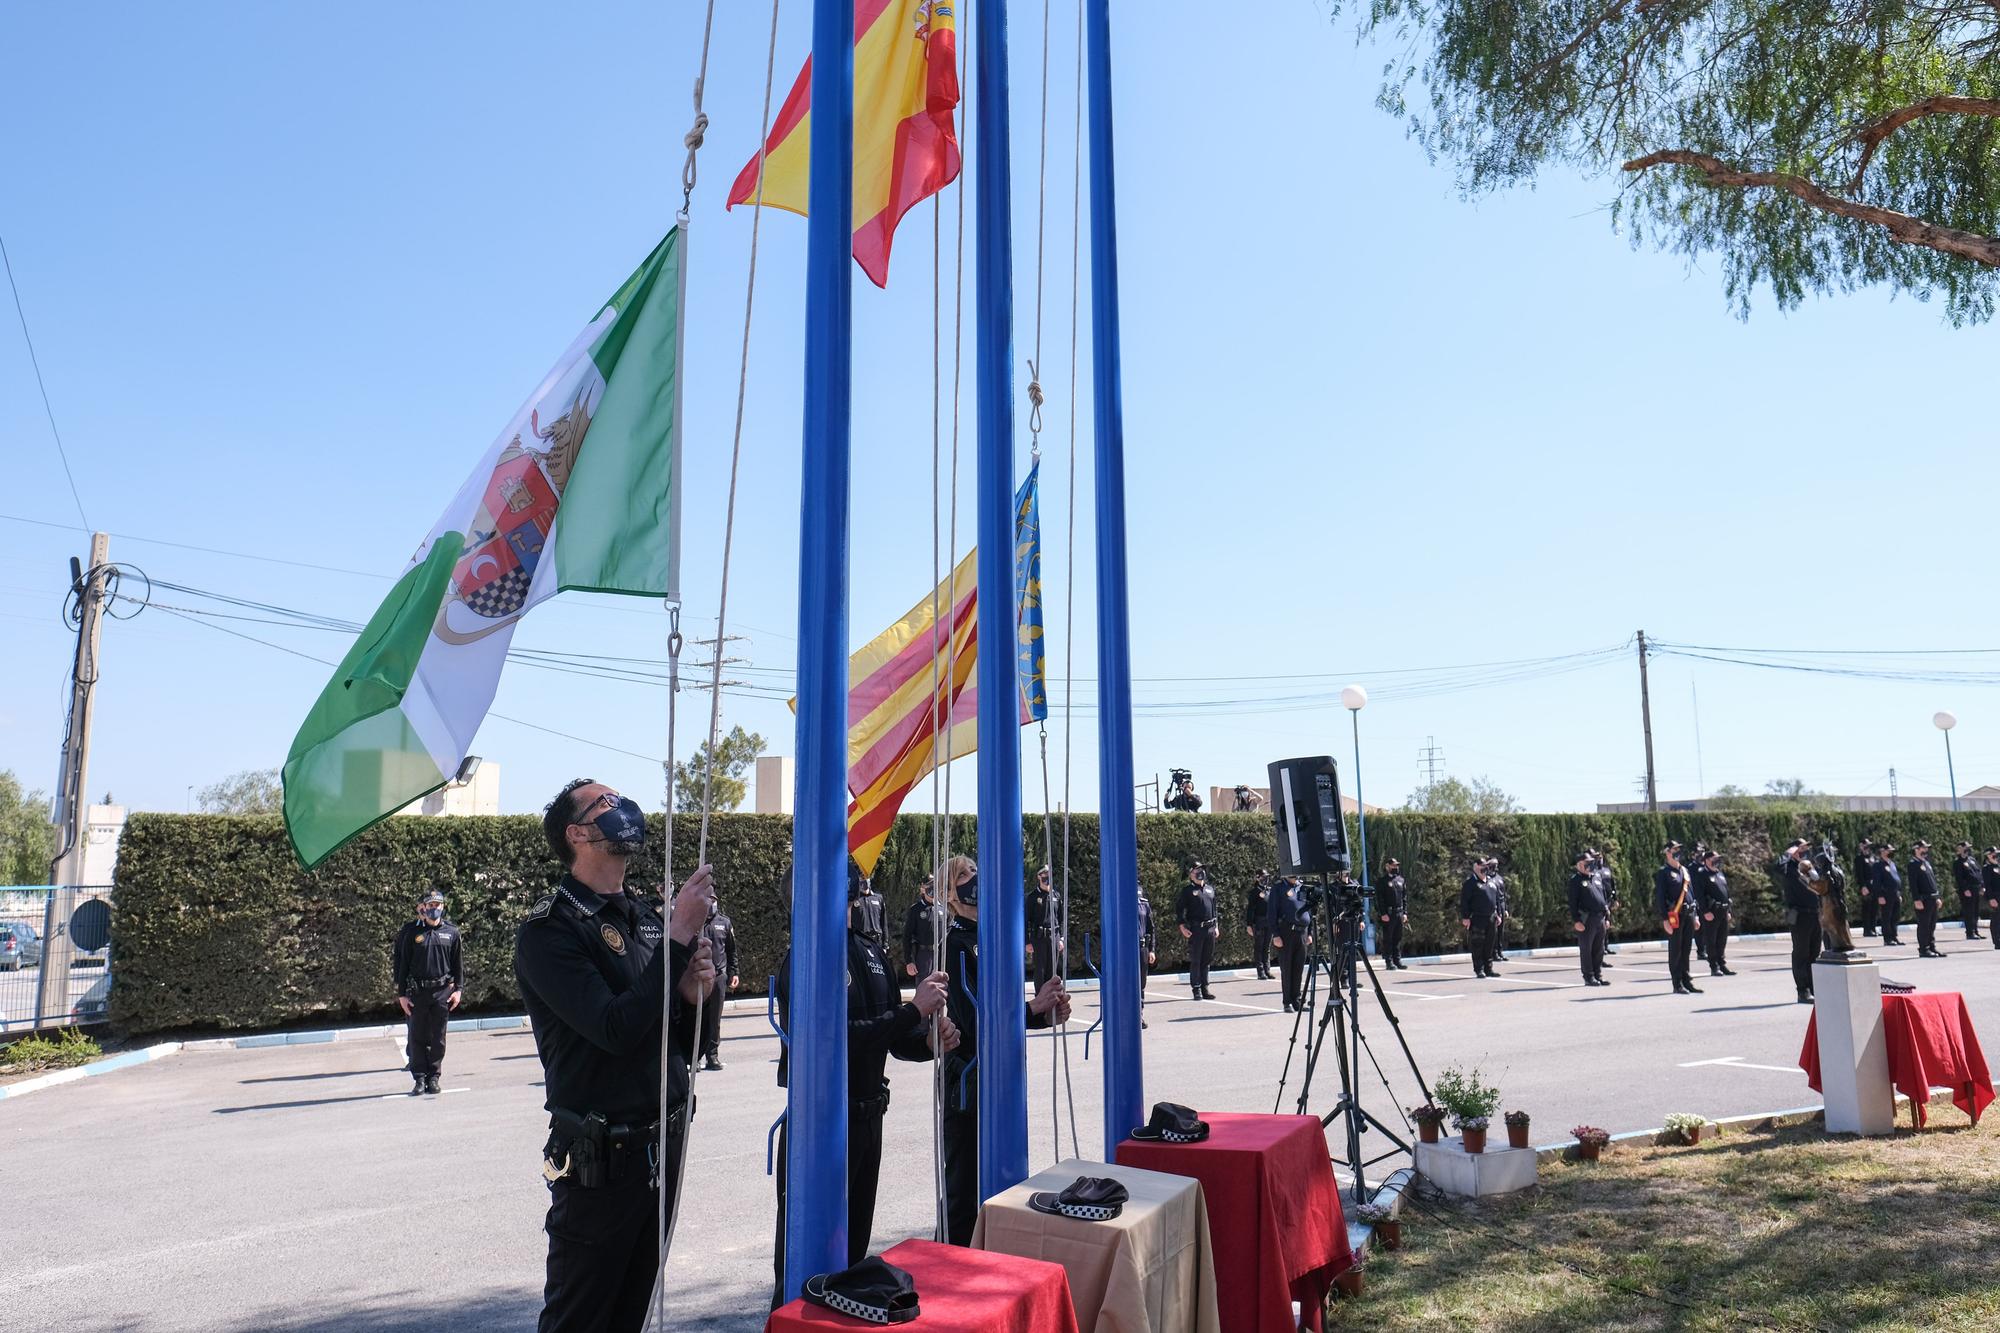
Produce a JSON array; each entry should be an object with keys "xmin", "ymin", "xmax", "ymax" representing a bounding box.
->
[{"xmin": 4, "ymin": 931, "xmax": 1995, "ymax": 1331}]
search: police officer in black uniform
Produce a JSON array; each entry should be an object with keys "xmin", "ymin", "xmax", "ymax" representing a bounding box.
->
[
  {"xmin": 1268, "ymin": 875, "xmax": 1312, "ymax": 1011},
  {"xmin": 699, "ymin": 903, "xmax": 739, "ymax": 1071},
  {"xmin": 1245, "ymin": 871, "xmax": 1275, "ymax": 979},
  {"xmin": 772, "ymin": 892, "xmax": 959, "ymax": 1302},
  {"xmin": 1568, "ymin": 851, "xmax": 1609, "ymax": 986},
  {"xmin": 393, "ymin": 890, "xmax": 464, "ymax": 1095},
  {"xmin": 1871, "ymin": 842, "xmax": 1904, "ymax": 946},
  {"xmin": 1460, "ymin": 859, "xmax": 1499, "ymax": 980},
  {"xmin": 901, "ymin": 873, "xmax": 942, "ymax": 981},
  {"xmin": 1982, "ymin": 848, "xmax": 2000, "ymax": 949},
  {"xmin": 1655, "ymin": 842, "xmax": 1701, "ymax": 995},
  {"xmin": 1027, "ymin": 865, "xmax": 1063, "ymax": 989},
  {"xmin": 849, "ymin": 873, "xmax": 887, "ymax": 945},
  {"xmin": 1138, "ymin": 887, "xmax": 1157, "ymax": 1028},
  {"xmin": 1855, "ymin": 836, "xmax": 1879, "ymax": 937},
  {"xmin": 1782, "ymin": 839, "xmax": 1820, "ymax": 1003},
  {"xmin": 1952, "ymin": 842, "xmax": 1986, "ymax": 940},
  {"xmin": 1909, "ymin": 841, "xmax": 1944, "ymax": 958},
  {"xmin": 1175, "ymin": 862, "xmax": 1220, "ymax": 1000},
  {"xmin": 1375, "ymin": 858, "xmax": 1408, "ymax": 969},
  {"xmin": 1693, "ymin": 848, "xmax": 1735, "ymax": 976},
  {"xmin": 939, "ymin": 853, "xmax": 1069, "ymax": 1245},
  {"xmin": 515, "ymin": 779, "xmax": 715, "ymax": 1333},
  {"xmin": 1487, "ymin": 858, "xmax": 1510, "ymax": 965}
]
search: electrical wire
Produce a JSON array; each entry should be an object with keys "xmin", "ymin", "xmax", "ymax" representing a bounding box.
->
[{"xmin": 1, "ymin": 236, "xmax": 89, "ymax": 530}]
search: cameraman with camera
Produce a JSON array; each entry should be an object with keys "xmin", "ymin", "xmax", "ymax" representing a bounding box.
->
[
  {"xmin": 1164, "ymin": 767, "xmax": 1203, "ymax": 813},
  {"xmin": 1175, "ymin": 861, "xmax": 1220, "ymax": 1000}
]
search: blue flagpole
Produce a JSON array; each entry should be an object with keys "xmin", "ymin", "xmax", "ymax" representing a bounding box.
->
[
  {"xmin": 784, "ymin": 0, "xmax": 853, "ymax": 1302},
  {"xmin": 1085, "ymin": 0, "xmax": 1144, "ymax": 1154},
  {"xmin": 974, "ymin": 0, "xmax": 1029, "ymax": 1202}
]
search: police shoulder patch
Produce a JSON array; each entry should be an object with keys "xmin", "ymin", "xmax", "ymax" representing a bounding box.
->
[{"xmin": 527, "ymin": 895, "xmax": 555, "ymax": 922}]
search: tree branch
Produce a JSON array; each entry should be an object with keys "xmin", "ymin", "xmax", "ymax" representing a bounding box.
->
[
  {"xmin": 1848, "ymin": 95, "xmax": 2000, "ymax": 191},
  {"xmin": 1624, "ymin": 148, "xmax": 2000, "ymax": 267}
]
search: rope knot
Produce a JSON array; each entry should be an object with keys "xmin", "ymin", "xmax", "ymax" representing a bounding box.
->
[
  {"xmin": 684, "ymin": 111, "xmax": 710, "ymax": 152},
  {"xmin": 1026, "ymin": 378, "xmax": 1045, "ymax": 409}
]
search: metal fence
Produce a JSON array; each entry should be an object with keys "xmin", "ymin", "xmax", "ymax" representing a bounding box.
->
[{"xmin": 0, "ymin": 886, "xmax": 114, "ymax": 1034}]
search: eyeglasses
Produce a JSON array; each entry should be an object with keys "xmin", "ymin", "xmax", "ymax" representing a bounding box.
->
[{"xmin": 574, "ymin": 790, "xmax": 620, "ymax": 820}]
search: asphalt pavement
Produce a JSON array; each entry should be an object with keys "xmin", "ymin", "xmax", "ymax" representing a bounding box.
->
[{"xmin": 4, "ymin": 929, "xmax": 1996, "ymax": 1331}]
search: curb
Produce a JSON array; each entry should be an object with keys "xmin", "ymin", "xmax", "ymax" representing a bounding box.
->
[{"xmin": 0, "ymin": 1040, "xmax": 183, "ymax": 1102}]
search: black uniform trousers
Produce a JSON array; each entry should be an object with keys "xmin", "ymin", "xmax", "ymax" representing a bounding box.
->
[
  {"xmin": 1702, "ymin": 915, "xmax": 1730, "ymax": 972},
  {"xmin": 1275, "ymin": 925, "xmax": 1307, "ymax": 1008},
  {"xmin": 1250, "ymin": 927, "xmax": 1273, "ymax": 976},
  {"xmin": 700, "ymin": 985, "xmax": 723, "ymax": 1061},
  {"xmin": 1466, "ymin": 921, "xmax": 1494, "ymax": 977},
  {"xmin": 772, "ymin": 1100, "xmax": 887, "ymax": 1304},
  {"xmin": 404, "ymin": 984, "xmax": 451, "ymax": 1076},
  {"xmin": 1858, "ymin": 893, "xmax": 1878, "ymax": 935},
  {"xmin": 1915, "ymin": 902, "xmax": 1938, "ymax": 953},
  {"xmin": 1693, "ymin": 918, "xmax": 1707, "ymax": 961},
  {"xmin": 539, "ymin": 1139, "xmax": 682, "ymax": 1333},
  {"xmin": 1790, "ymin": 912, "xmax": 1820, "ymax": 995},
  {"xmin": 1877, "ymin": 895, "xmax": 1902, "ymax": 945},
  {"xmin": 1030, "ymin": 930, "xmax": 1059, "ymax": 989},
  {"xmin": 1185, "ymin": 926, "xmax": 1216, "ymax": 994},
  {"xmin": 1667, "ymin": 917, "xmax": 1695, "ymax": 987},
  {"xmin": 1961, "ymin": 893, "xmax": 1983, "ymax": 936},
  {"xmin": 1577, "ymin": 916, "xmax": 1606, "ymax": 982},
  {"xmin": 942, "ymin": 1100, "xmax": 979, "ymax": 1246},
  {"xmin": 1990, "ymin": 900, "xmax": 2000, "ymax": 948},
  {"xmin": 1377, "ymin": 917, "xmax": 1404, "ymax": 966}
]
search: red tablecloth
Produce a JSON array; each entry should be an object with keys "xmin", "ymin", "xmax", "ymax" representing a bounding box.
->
[
  {"xmin": 1799, "ymin": 990, "xmax": 1994, "ymax": 1129},
  {"xmin": 766, "ymin": 1238, "xmax": 1080, "ymax": 1333},
  {"xmin": 1116, "ymin": 1113, "xmax": 1352, "ymax": 1333}
]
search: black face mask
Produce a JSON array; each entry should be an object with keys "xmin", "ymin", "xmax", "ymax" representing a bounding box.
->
[
  {"xmin": 957, "ymin": 874, "xmax": 979, "ymax": 905},
  {"xmin": 584, "ymin": 796, "xmax": 648, "ymax": 856}
]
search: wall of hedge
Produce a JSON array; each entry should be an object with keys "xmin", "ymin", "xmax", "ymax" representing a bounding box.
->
[{"xmin": 110, "ymin": 807, "xmax": 2000, "ymax": 1034}]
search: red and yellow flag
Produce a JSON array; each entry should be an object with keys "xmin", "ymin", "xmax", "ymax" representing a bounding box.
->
[{"xmin": 726, "ymin": 0, "xmax": 960, "ymax": 288}]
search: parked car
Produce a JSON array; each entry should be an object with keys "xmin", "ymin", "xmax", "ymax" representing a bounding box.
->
[{"xmin": 0, "ymin": 922, "xmax": 43, "ymax": 970}]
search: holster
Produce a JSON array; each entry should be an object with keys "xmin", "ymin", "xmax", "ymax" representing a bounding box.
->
[
  {"xmin": 547, "ymin": 1108, "xmax": 610, "ymax": 1188},
  {"xmin": 942, "ymin": 1052, "xmax": 978, "ymax": 1115},
  {"xmin": 853, "ymin": 1079, "xmax": 891, "ymax": 1119}
]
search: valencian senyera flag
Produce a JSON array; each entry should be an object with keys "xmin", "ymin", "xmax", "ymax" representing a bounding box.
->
[
  {"xmin": 282, "ymin": 231, "xmax": 685, "ymax": 869},
  {"xmin": 829, "ymin": 465, "xmax": 1047, "ymax": 875},
  {"xmin": 726, "ymin": 0, "xmax": 960, "ymax": 287}
]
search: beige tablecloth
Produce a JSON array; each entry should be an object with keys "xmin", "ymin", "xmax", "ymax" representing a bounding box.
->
[{"xmin": 972, "ymin": 1158, "xmax": 1220, "ymax": 1333}]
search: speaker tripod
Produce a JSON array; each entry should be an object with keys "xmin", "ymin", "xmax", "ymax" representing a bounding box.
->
[{"xmin": 1270, "ymin": 882, "xmax": 1433, "ymax": 1204}]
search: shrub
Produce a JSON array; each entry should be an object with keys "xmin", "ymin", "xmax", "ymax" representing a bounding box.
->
[{"xmin": 0, "ymin": 1029, "xmax": 101, "ymax": 1073}]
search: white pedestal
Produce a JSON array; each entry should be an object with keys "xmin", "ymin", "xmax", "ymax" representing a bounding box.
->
[
  {"xmin": 1812, "ymin": 956, "xmax": 1894, "ymax": 1136},
  {"xmin": 1414, "ymin": 1139, "xmax": 1538, "ymax": 1197}
]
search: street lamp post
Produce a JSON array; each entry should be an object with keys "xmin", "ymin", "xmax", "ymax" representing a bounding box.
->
[
  {"xmin": 1342, "ymin": 685, "xmax": 1371, "ymax": 952},
  {"xmin": 1934, "ymin": 711, "xmax": 1959, "ymax": 812}
]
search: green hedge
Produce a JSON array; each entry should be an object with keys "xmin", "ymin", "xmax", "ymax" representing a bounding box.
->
[{"xmin": 110, "ymin": 808, "xmax": 2000, "ymax": 1034}]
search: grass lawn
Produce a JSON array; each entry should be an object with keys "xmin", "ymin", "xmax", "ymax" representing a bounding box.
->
[{"xmin": 1334, "ymin": 1104, "xmax": 2000, "ymax": 1332}]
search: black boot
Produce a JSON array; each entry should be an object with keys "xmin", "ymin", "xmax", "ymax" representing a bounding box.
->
[
  {"xmin": 423, "ymin": 1074, "xmax": 441, "ymax": 1095},
  {"xmin": 410, "ymin": 1076, "xmax": 425, "ymax": 1096},
  {"xmin": 1684, "ymin": 981, "xmax": 1704, "ymax": 994},
  {"xmin": 1797, "ymin": 989, "xmax": 1813, "ymax": 1005}
]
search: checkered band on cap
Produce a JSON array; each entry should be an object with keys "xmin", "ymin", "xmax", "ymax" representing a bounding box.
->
[
  {"xmin": 818, "ymin": 1288, "xmax": 893, "ymax": 1324},
  {"xmin": 1058, "ymin": 1202, "xmax": 1120, "ymax": 1220},
  {"xmin": 1162, "ymin": 1127, "xmax": 1204, "ymax": 1143}
]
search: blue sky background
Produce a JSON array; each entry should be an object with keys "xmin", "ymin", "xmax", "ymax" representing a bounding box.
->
[{"xmin": 2, "ymin": 0, "xmax": 1995, "ymax": 824}]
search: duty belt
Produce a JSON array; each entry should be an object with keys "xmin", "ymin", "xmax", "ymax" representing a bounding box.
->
[{"xmin": 408, "ymin": 976, "xmax": 455, "ymax": 989}]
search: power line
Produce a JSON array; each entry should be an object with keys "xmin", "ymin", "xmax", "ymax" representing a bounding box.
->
[{"xmin": 1, "ymin": 235, "xmax": 90, "ymax": 529}]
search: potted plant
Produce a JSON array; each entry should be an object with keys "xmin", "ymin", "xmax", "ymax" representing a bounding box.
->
[
  {"xmin": 1504, "ymin": 1109, "xmax": 1532, "ymax": 1150},
  {"xmin": 1432, "ymin": 1065, "xmax": 1501, "ymax": 1154},
  {"xmin": 1571, "ymin": 1125, "xmax": 1611, "ymax": 1161},
  {"xmin": 1410, "ymin": 1104, "xmax": 1448, "ymax": 1145},
  {"xmin": 1664, "ymin": 1113, "xmax": 1708, "ymax": 1146},
  {"xmin": 1355, "ymin": 1201, "xmax": 1399, "ymax": 1249}
]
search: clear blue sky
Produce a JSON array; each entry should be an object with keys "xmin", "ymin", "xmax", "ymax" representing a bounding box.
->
[{"xmin": 2, "ymin": 0, "xmax": 1995, "ymax": 824}]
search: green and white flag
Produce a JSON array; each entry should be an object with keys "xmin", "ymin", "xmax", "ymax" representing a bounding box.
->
[{"xmin": 284, "ymin": 230, "xmax": 685, "ymax": 868}]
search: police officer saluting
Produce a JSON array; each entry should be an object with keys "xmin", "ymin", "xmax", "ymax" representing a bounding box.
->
[
  {"xmin": 1909, "ymin": 841, "xmax": 1944, "ymax": 958},
  {"xmin": 1782, "ymin": 839, "xmax": 1820, "ymax": 1004},
  {"xmin": 1568, "ymin": 851, "xmax": 1610, "ymax": 986},
  {"xmin": 1952, "ymin": 841, "xmax": 1986, "ymax": 940},
  {"xmin": 1655, "ymin": 841, "xmax": 1701, "ymax": 995},
  {"xmin": 1176, "ymin": 861, "xmax": 1220, "ymax": 1001},
  {"xmin": 1871, "ymin": 842, "xmax": 1904, "ymax": 947},
  {"xmin": 1693, "ymin": 848, "xmax": 1735, "ymax": 976},
  {"xmin": 902, "ymin": 873, "xmax": 942, "ymax": 981},
  {"xmin": 515, "ymin": 779, "xmax": 716, "ymax": 1333},
  {"xmin": 393, "ymin": 890, "xmax": 464, "ymax": 1095},
  {"xmin": 1460, "ymin": 857, "xmax": 1499, "ymax": 980},
  {"xmin": 1373, "ymin": 859, "xmax": 1408, "ymax": 969}
]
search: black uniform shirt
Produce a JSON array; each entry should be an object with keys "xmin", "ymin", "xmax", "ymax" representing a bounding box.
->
[
  {"xmin": 1459, "ymin": 874, "xmax": 1497, "ymax": 921},
  {"xmin": 941, "ymin": 915, "xmax": 1049, "ymax": 1070},
  {"xmin": 1267, "ymin": 880, "xmax": 1308, "ymax": 931},
  {"xmin": 1245, "ymin": 885, "xmax": 1272, "ymax": 928},
  {"xmin": 1567, "ymin": 870, "xmax": 1608, "ymax": 921},
  {"xmin": 515, "ymin": 876, "xmax": 693, "ymax": 1124},
  {"xmin": 701, "ymin": 911, "xmax": 738, "ymax": 988},
  {"xmin": 1176, "ymin": 881, "xmax": 1217, "ymax": 930},
  {"xmin": 1693, "ymin": 866, "xmax": 1731, "ymax": 915},
  {"xmin": 1908, "ymin": 857, "xmax": 1939, "ymax": 907},
  {"xmin": 1873, "ymin": 860, "xmax": 1903, "ymax": 900},
  {"xmin": 850, "ymin": 890, "xmax": 887, "ymax": 944},
  {"xmin": 1027, "ymin": 886, "xmax": 1061, "ymax": 939},
  {"xmin": 1985, "ymin": 862, "xmax": 2000, "ymax": 902},
  {"xmin": 1489, "ymin": 875, "xmax": 1509, "ymax": 916},
  {"xmin": 1653, "ymin": 865, "xmax": 1692, "ymax": 919},
  {"xmin": 1377, "ymin": 874, "xmax": 1407, "ymax": 916},
  {"xmin": 393, "ymin": 917, "xmax": 464, "ymax": 992},
  {"xmin": 1137, "ymin": 896, "xmax": 1156, "ymax": 952},
  {"xmin": 1782, "ymin": 857, "xmax": 1818, "ymax": 912},
  {"xmin": 775, "ymin": 930, "xmax": 934, "ymax": 1094},
  {"xmin": 902, "ymin": 897, "xmax": 942, "ymax": 968},
  {"xmin": 1952, "ymin": 854, "xmax": 1981, "ymax": 897}
]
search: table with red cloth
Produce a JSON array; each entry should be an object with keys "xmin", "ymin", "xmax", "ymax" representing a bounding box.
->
[
  {"xmin": 1116, "ymin": 1113, "xmax": 1353, "ymax": 1333},
  {"xmin": 1799, "ymin": 990, "xmax": 1995, "ymax": 1129},
  {"xmin": 766, "ymin": 1238, "xmax": 1081, "ymax": 1333}
]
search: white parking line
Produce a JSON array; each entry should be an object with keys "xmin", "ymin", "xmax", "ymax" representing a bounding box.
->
[
  {"xmin": 378, "ymin": 1087, "xmax": 471, "ymax": 1100},
  {"xmin": 1145, "ymin": 989, "xmax": 1280, "ymax": 1014},
  {"xmin": 1678, "ymin": 1056, "xmax": 1805, "ymax": 1075}
]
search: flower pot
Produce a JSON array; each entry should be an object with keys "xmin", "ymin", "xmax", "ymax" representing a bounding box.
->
[
  {"xmin": 1376, "ymin": 1220, "xmax": 1402, "ymax": 1251},
  {"xmin": 1461, "ymin": 1126, "xmax": 1487, "ymax": 1154},
  {"xmin": 1418, "ymin": 1119, "xmax": 1441, "ymax": 1144},
  {"xmin": 1507, "ymin": 1121, "xmax": 1531, "ymax": 1150},
  {"xmin": 1334, "ymin": 1267, "xmax": 1366, "ymax": 1298},
  {"xmin": 1577, "ymin": 1140, "xmax": 1602, "ymax": 1162},
  {"xmin": 1683, "ymin": 1126, "xmax": 1703, "ymax": 1146}
]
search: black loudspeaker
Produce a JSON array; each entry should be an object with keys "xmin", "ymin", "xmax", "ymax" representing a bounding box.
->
[{"xmin": 1267, "ymin": 755, "xmax": 1350, "ymax": 876}]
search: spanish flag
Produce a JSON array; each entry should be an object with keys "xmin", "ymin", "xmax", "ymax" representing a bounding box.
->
[
  {"xmin": 727, "ymin": 0, "xmax": 960, "ymax": 288},
  {"xmin": 803, "ymin": 468, "xmax": 1045, "ymax": 874}
]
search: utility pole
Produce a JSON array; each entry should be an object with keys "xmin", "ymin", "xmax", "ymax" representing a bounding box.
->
[
  {"xmin": 1418, "ymin": 736, "xmax": 1446, "ymax": 791},
  {"xmin": 1636, "ymin": 630, "xmax": 1658, "ymax": 813},
  {"xmin": 39, "ymin": 532, "xmax": 110, "ymax": 1028},
  {"xmin": 1888, "ymin": 768, "xmax": 1899, "ymax": 811}
]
